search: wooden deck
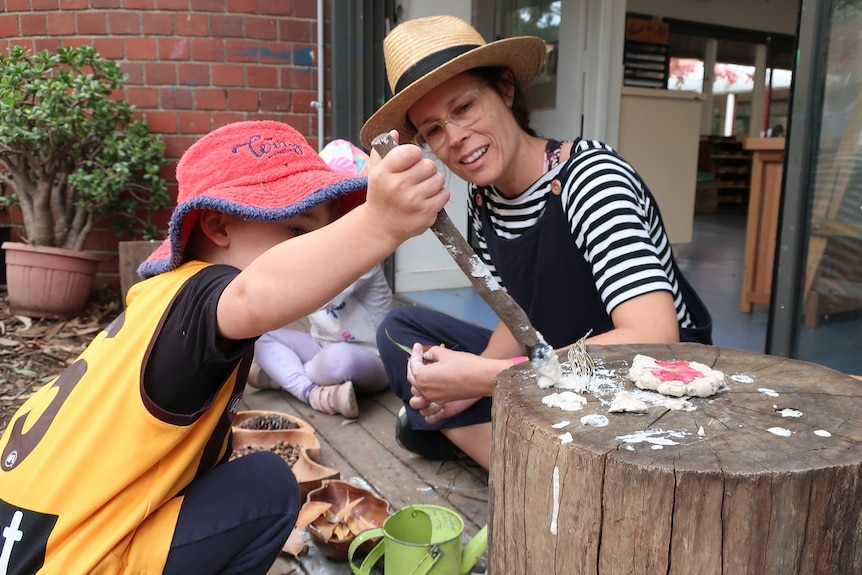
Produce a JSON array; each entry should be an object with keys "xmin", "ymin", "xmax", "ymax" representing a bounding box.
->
[{"xmin": 244, "ymin": 335, "xmax": 490, "ymax": 574}]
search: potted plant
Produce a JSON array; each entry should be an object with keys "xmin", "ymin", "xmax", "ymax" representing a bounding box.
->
[{"xmin": 0, "ymin": 44, "xmax": 168, "ymax": 318}]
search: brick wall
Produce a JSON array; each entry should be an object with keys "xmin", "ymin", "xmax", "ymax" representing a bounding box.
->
[{"xmin": 0, "ymin": 1, "xmax": 330, "ymax": 288}]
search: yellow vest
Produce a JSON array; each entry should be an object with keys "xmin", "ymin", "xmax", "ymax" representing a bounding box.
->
[{"xmin": 0, "ymin": 261, "xmax": 246, "ymax": 574}]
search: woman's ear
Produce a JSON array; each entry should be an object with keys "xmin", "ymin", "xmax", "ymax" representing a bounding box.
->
[{"xmin": 499, "ymin": 70, "xmax": 517, "ymax": 107}]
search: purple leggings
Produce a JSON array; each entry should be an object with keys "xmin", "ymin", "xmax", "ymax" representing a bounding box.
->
[{"xmin": 254, "ymin": 329, "xmax": 387, "ymax": 403}]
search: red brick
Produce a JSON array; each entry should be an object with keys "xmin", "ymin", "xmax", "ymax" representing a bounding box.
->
[
  {"xmin": 159, "ymin": 86, "xmax": 193, "ymax": 109},
  {"xmin": 191, "ymin": 38, "xmax": 224, "ymax": 62},
  {"xmin": 91, "ymin": 0, "xmax": 121, "ymax": 7},
  {"xmin": 294, "ymin": 0, "xmax": 317, "ymax": 18},
  {"xmin": 109, "ymin": 12, "xmax": 140, "ymax": 35},
  {"xmin": 175, "ymin": 13, "xmax": 207, "ymax": 36},
  {"xmin": 145, "ymin": 61, "xmax": 177, "ymax": 84},
  {"xmin": 76, "ymin": 12, "xmax": 107, "ymax": 35},
  {"xmin": 61, "ymin": 0, "xmax": 88, "ymax": 7},
  {"xmin": 246, "ymin": 16, "xmax": 277, "ymax": 41},
  {"xmin": 226, "ymin": 0, "xmax": 256, "ymax": 12},
  {"xmin": 210, "ymin": 14, "xmax": 244, "ymax": 38},
  {"xmin": 259, "ymin": 0, "xmax": 292, "ymax": 16},
  {"xmin": 125, "ymin": 37, "xmax": 158, "ymax": 60},
  {"xmin": 291, "ymin": 90, "xmax": 318, "ymax": 113},
  {"xmin": 279, "ymin": 19, "xmax": 312, "ymax": 44},
  {"xmin": 126, "ymin": 86, "xmax": 160, "ymax": 109},
  {"xmin": 163, "ymin": 134, "xmax": 195, "ymax": 158},
  {"xmin": 179, "ymin": 111, "xmax": 211, "ymax": 133},
  {"xmin": 157, "ymin": 0, "xmax": 190, "ymax": 10},
  {"xmin": 120, "ymin": 61, "xmax": 144, "ymax": 83},
  {"xmin": 288, "ymin": 44, "xmax": 314, "ymax": 67},
  {"xmin": 225, "ymin": 89, "xmax": 257, "ymax": 111},
  {"xmin": 159, "ymin": 37, "xmax": 189, "ymax": 60},
  {"xmin": 142, "ymin": 13, "xmax": 173, "ymax": 35},
  {"xmin": 124, "ymin": 0, "xmax": 156, "ymax": 8},
  {"xmin": 195, "ymin": 88, "xmax": 227, "ymax": 110},
  {"xmin": 259, "ymin": 90, "xmax": 290, "ymax": 112},
  {"xmin": 247, "ymin": 65, "xmax": 277, "ymax": 89},
  {"xmin": 211, "ymin": 111, "xmax": 246, "ymax": 126},
  {"xmin": 31, "ymin": 0, "xmax": 59, "ymax": 9},
  {"xmin": 225, "ymin": 40, "xmax": 259, "ymax": 63},
  {"xmin": 0, "ymin": 15, "xmax": 20, "ymax": 38},
  {"xmin": 20, "ymin": 14, "xmax": 47, "ymax": 36},
  {"xmin": 92, "ymin": 37, "xmax": 125, "ymax": 59},
  {"xmin": 177, "ymin": 62, "xmax": 209, "ymax": 87},
  {"xmin": 212, "ymin": 64, "xmax": 244, "ymax": 87},
  {"xmin": 190, "ymin": 0, "xmax": 223, "ymax": 11},
  {"xmin": 6, "ymin": 0, "xmax": 32, "ymax": 10},
  {"xmin": 144, "ymin": 110, "xmax": 178, "ymax": 134},
  {"xmin": 281, "ymin": 66, "xmax": 314, "ymax": 90}
]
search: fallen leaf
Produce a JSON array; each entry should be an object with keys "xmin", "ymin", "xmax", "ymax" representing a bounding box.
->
[
  {"xmin": 295, "ymin": 501, "xmax": 332, "ymax": 530},
  {"xmin": 281, "ymin": 528, "xmax": 307, "ymax": 558}
]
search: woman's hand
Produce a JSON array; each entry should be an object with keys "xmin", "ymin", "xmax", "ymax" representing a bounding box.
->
[{"xmin": 406, "ymin": 343, "xmax": 512, "ymax": 405}]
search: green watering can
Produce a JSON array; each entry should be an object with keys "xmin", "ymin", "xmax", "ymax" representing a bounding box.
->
[{"xmin": 348, "ymin": 504, "xmax": 488, "ymax": 575}]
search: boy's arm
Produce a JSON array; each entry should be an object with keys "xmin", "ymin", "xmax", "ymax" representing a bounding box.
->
[{"xmin": 217, "ymin": 143, "xmax": 448, "ymax": 341}]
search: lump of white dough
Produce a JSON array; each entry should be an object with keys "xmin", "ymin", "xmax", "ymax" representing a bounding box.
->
[
  {"xmin": 608, "ymin": 391, "xmax": 649, "ymax": 413},
  {"xmin": 629, "ymin": 354, "xmax": 724, "ymax": 398}
]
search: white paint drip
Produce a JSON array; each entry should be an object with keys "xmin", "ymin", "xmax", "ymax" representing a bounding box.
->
[
  {"xmin": 730, "ymin": 374, "xmax": 755, "ymax": 384},
  {"xmin": 551, "ymin": 420, "xmax": 571, "ymax": 429},
  {"xmin": 778, "ymin": 408, "xmax": 803, "ymax": 418},
  {"xmin": 559, "ymin": 432, "xmax": 573, "ymax": 444},
  {"xmin": 550, "ymin": 465, "xmax": 560, "ymax": 535},
  {"xmin": 758, "ymin": 388, "xmax": 779, "ymax": 397},
  {"xmin": 580, "ymin": 414, "xmax": 609, "ymax": 427},
  {"xmin": 813, "ymin": 429, "xmax": 832, "ymax": 437},
  {"xmin": 616, "ymin": 429, "xmax": 688, "ymax": 446},
  {"xmin": 767, "ymin": 426, "xmax": 793, "ymax": 437}
]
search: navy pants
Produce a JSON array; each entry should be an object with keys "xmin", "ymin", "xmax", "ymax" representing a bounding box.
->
[
  {"xmin": 377, "ymin": 305, "xmax": 494, "ymax": 431},
  {"xmin": 164, "ymin": 451, "xmax": 299, "ymax": 575}
]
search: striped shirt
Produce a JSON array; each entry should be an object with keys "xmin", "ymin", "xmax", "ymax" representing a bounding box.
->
[{"xmin": 469, "ymin": 138, "xmax": 694, "ymax": 328}]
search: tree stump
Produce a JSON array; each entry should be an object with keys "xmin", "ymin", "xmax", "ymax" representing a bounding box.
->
[{"xmin": 489, "ymin": 343, "xmax": 862, "ymax": 574}]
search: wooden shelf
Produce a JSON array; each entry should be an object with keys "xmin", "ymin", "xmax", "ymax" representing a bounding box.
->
[{"xmin": 699, "ymin": 136, "xmax": 752, "ymax": 205}]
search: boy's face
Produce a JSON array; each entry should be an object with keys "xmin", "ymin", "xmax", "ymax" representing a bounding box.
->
[{"xmin": 227, "ymin": 201, "xmax": 337, "ymax": 268}]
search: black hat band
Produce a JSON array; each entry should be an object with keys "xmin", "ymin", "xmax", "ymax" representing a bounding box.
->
[{"xmin": 394, "ymin": 44, "xmax": 480, "ymax": 94}]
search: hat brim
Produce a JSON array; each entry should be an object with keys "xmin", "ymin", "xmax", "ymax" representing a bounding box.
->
[
  {"xmin": 138, "ymin": 174, "xmax": 367, "ymax": 279},
  {"xmin": 360, "ymin": 36, "xmax": 547, "ymax": 150}
]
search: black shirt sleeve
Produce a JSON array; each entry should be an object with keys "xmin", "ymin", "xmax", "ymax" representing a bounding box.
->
[{"xmin": 143, "ymin": 264, "xmax": 258, "ymax": 416}]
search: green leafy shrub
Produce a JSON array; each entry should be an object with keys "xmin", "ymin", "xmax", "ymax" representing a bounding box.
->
[{"xmin": 0, "ymin": 44, "xmax": 168, "ymax": 250}]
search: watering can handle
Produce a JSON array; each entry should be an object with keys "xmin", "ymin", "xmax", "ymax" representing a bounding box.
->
[{"xmin": 348, "ymin": 528, "xmax": 385, "ymax": 575}]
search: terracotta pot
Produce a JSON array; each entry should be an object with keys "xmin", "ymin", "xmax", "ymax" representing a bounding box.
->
[
  {"xmin": 1, "ymin": 242, "xmax": 102, "ymax": 319},
  {"xmin": 304, "ymin": 479, "xmax": 391, "ymax": 562},
  {"xmin": 230, "ymin": 428, "xmax": 339, "ymax": 500},
  {"xmin": 231, "ymin": 409, "xmax": 315, "ymax": 436}
]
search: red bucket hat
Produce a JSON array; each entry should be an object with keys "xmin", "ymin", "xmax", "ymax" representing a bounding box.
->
[{"xmin": 139, "ymin": 121, "xmax": 367, "ymax": 278}]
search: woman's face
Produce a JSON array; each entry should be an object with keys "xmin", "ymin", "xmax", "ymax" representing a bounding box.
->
[{"xmin": 407, "ymin": 72, "xmax": 519, "ymax": 187}]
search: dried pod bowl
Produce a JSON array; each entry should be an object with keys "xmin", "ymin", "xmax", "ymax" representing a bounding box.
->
[
  {"xmin": 232, "ymin": 409, "xmax": 315, "ymax": 435},
  {"xmin": 230, "ymin": 428, "xmax": 338, "ymax": 499},
  {"xmin": 304, "ymin": 479, "xmax": 391, "ymax": 561}
]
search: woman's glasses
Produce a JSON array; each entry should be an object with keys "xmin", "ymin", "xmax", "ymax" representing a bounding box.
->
[{"xmin": 412, "ymin": 85, "xmax": 486, "ymax": 152}]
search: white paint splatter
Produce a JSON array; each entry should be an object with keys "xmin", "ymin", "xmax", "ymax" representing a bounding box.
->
[
  {"xmin": 813, "ymin": 429, "xmax": 832, "ymax": 437},
  {"xmin": 550, "ymin": 465, "xmax": 560, "ymax": 535},
  {"xmin": 697, "ymin": 425, "xmax": 705, "ymax": 437},
  {"xmin": 559, "ymin": 432, "xmax": 573, "ymax": 444},
  {"xmin": 551, "ymin": 420, "xmax": 571, "ymax": 429},
  {"xmin": 616, "ymin": 429, "xmax": 688, "ymax": 446},
  {"xmin": 651, "ymin": 445, "xmax": 664, "ymax": 450},
  {"xmin": 467, "ymin": 255, "xmax": 502, "ymax": 291},
  {"xmin": 730, "ymin": 374, "xmax": 755, "ymax": 384},
  {"xmin": 580, "ymin": 414, "xmax": 609, "ymax": 427},
  {"xmin": 767, "ymin": 426, "xmax": 793, "ymax": 437},
  {"xmin": 778, "ymin": 408, "xmax": 802, "ymax": 418},
  {"xmin": 542, "ymin": 391, "xmax": 587, "ymax": 411},
  {"xmin": 758, "ymin": 388, "xmax": 779, "ymax": 397}
]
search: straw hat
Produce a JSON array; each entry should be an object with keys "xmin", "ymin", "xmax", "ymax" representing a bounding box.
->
[{"xmin": 359, "ymin": 15, "xmax": 546, "ymax": 150}]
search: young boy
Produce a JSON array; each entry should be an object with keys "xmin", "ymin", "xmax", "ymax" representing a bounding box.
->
[{"xmin": 0, "ymin": 121, "xmax": 448, "ymax": 574}]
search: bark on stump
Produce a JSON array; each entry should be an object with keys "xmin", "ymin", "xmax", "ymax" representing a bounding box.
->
[{"xmin": 489, "ymin": 343, "xmax": 862, "ymax": 575}]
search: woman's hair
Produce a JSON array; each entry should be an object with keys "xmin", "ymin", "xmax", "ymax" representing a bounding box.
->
[{"xmin": 472, "ymin": 67, "xmax": 537, "ymax": 137}]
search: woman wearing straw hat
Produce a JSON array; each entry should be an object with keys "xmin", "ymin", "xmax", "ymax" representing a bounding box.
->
[{"xmin": 362, "ymin": 15, "xmax": 712, "ymax": 470}]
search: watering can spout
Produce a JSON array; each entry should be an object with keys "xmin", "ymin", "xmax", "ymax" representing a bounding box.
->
[{"xmin": 460, "ymin": 525, "xmax": 488, "ymax": 575}]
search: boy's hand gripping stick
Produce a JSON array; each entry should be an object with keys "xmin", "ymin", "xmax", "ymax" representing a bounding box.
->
[{"xmin": 372, "ymin": 133, "xmax": 562, "ymax": 388}]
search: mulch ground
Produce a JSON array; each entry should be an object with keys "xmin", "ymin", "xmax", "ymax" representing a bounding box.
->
[{"xmin": 0, "ymin": 285, "xmax": 123, "ymax": 434}]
